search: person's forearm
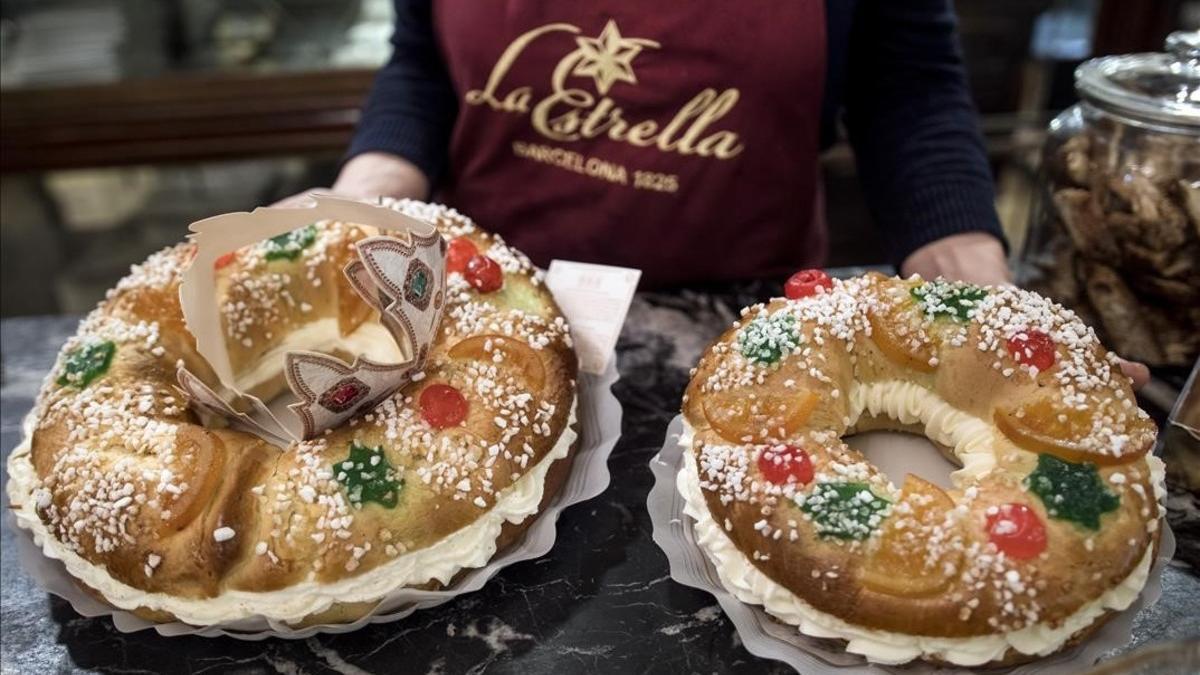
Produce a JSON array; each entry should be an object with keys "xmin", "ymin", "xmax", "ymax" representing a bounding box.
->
[
  {"xmin": 844, "ymin": 0, "xmax": 1005, "ymax": 269},
  {"xmin": 342, "ymin": 0, "xmax": 456, "ymax": 183},
  {"xmin": 332, "ymin": 152, "xmax": 430, "ymax": 201}
]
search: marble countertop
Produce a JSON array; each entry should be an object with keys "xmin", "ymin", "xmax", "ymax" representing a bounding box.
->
[{"xmin": 3, "ymin": 286, "xmax": 1199, "ymax": 674}]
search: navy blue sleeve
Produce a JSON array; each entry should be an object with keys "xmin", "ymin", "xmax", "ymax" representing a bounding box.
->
[
  {"xmin": 842, "ymin": 0, "xmax": 1006, "ymax": 267},
  {"xmin": 345, "ymin": 0, "xmax": 456, "ymax": 184}
]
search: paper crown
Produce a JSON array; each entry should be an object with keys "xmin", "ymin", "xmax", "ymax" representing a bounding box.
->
[{"xmin": 176, "ymin": 195, "xmax": 447, "ymax": 446}]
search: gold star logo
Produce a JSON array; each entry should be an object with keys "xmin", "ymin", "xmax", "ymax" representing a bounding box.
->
[{"xmin": 570, "ymin": 20, "xmax": 659, "ymax": 95}]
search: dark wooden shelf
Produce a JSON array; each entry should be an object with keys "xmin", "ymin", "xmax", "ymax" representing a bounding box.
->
[{"xmin": 1, "ymin": 69, "xmax": 377, "ymax": 172}]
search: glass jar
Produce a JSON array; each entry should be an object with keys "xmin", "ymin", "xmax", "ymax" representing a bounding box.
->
[{"xmin": 1019, "ymin": 31, "xmax": 1200, "ymax": 368}]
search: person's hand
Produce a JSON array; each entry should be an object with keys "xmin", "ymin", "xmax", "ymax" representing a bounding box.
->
[
  {"xmin": 900, "ymin": 232, "xmax": 1151, "ymax": 390},
  {"xmin": 273, "ymin": 152, "xmax": 430, "ymax": 207},
  {"xmin": 900, "ymin": 232, "xmax": 1010, "ymax": 286}
]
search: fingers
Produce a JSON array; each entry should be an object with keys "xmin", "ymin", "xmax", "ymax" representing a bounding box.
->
[{"xmin": 1117, "ymin": 359, "xmax": 1151, "ymax": 391}]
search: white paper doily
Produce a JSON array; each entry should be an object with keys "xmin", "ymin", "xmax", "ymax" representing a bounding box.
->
[
  {"xmin": 7, "ymin": 360, "xmax": 621, "ymax": 640},
  {"xmin": 648, "ymin": 415, "xmax": 1176, "ymax": 674}
]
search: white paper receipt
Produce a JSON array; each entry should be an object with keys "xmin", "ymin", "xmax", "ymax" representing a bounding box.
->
[{"xmin": 545, "ymin": 261, "xmax": 641, "ymax": 375}]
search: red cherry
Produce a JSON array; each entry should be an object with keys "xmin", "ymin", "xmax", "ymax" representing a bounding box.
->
[
  {"xmin": 986, "ymin": 503, "xmax": 1047, "ymax": 560},
  {"xmin": 1006, "ymin": 330, "xmax": 1056, "ymax": 372},
  {"xmin": 446, "ymin": 237, "xmax": 479, "ymax": 275},
  {"xmin": 757, "ymin": 445, "xmax": 814, "ymax": 486},
  {"xmin": 465, "ymin": 255, "xmax": 503, "ymax": 293},
  {"xmin": 784, "ymin": 269, "xmax": 833, "ymax": 300},
  {"xmin": 419, "ymin": 384, "xmax": 468, "ymax": 429},
  {"xmin": 214, "ymin": 252, "xmax": 237, "ymax": 269}
]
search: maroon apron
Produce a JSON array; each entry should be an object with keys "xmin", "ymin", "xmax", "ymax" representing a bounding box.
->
[{"xmin": 432, "ymin": 2, "xmax": 827, "ymax": 287}]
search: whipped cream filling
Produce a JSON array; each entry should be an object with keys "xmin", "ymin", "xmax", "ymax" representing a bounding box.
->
[
  {"xmin": 847, "ymin": 380, "xmax": 998, "ymax": 483},
  {"xmin": 677, "ymin": 379, "xmax": 1165, "ymax": 666},
  {"xmin": 7, "ymin": 397, "xmax": 577, "ymax": 626},
  {"xmin": 235, "ymin": 318, "xmax": 403, "ymax": 395}
]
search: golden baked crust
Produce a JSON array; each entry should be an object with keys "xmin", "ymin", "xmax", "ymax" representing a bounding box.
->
[
  {"xmin": 11, "ymin": 200, "xmax": 579, "ymax": 626},
  {"xmin": 681, "ymin": 272, "xmax": 1161, "ymax": 663},
  {"xmin": 77, "ymin": 423, "xmax": 581, "ymax": 627}
]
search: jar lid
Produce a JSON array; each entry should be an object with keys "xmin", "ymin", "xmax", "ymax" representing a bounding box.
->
[{"xmin": 1075, "ymin": 30, "xmax": 1200, "ymax": 130}]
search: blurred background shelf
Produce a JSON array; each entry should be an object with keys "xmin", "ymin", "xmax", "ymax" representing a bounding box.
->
[{"xmin": 1, "ymin": 69, "xmax": 373, "ymax": 172}]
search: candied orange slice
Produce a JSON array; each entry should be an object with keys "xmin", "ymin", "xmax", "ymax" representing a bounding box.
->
[
  {"xmin": 702, "ymin": 389, "xmax": 818, "ymax": 443},
  {"xmin": 867, "ymin": 307, "xmax": 937, "ymax": 373},
  {"xmin": 860, "ymin": 475, "xmax": 961, "ymax": 597},
  {"xmin": 163, "ymin": 426, "xmax": 226, "ymax": 532},
  {"xmin": 994, "ymin": 398, "xmax": 1146, "ymax": 466},
  {"xmin": 449, "ymin": 334, "xmax": 546, "ymax": 392}
]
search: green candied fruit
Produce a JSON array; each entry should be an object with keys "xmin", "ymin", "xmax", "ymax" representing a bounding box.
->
[
  {"xmin": 910, "ymin": 280, "xmax": 988, "ymax": 322},
  {"xmin": 1025, "ymin": 454, "xmax": 1118, "ymax": 530},
  {"xmin": 335, "ymin": 442, "xmax": 402, "ymax": 508},
  {"xmin": 57, "ymin": 340, "xmax": 116, "ymax": 388},
  {"xmin": 262, "ymin": 224, "xmax": 318, "ymax": 262},
  {"xmin": 737, "ymin": 312, "xmax": 799, "ymax": 365},
  {"xmin": 799, "ymin": 482, "xmax": 891, "ymax": 540}
]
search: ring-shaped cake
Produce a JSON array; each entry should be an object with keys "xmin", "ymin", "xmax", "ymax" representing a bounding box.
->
[
  {"xmin": 679, "ymin": 271, "xmax": 1163, "ymax": 666},
  {"xmin": 7, "ymin": 200, "xmax": 579, "ymax": 627}
]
